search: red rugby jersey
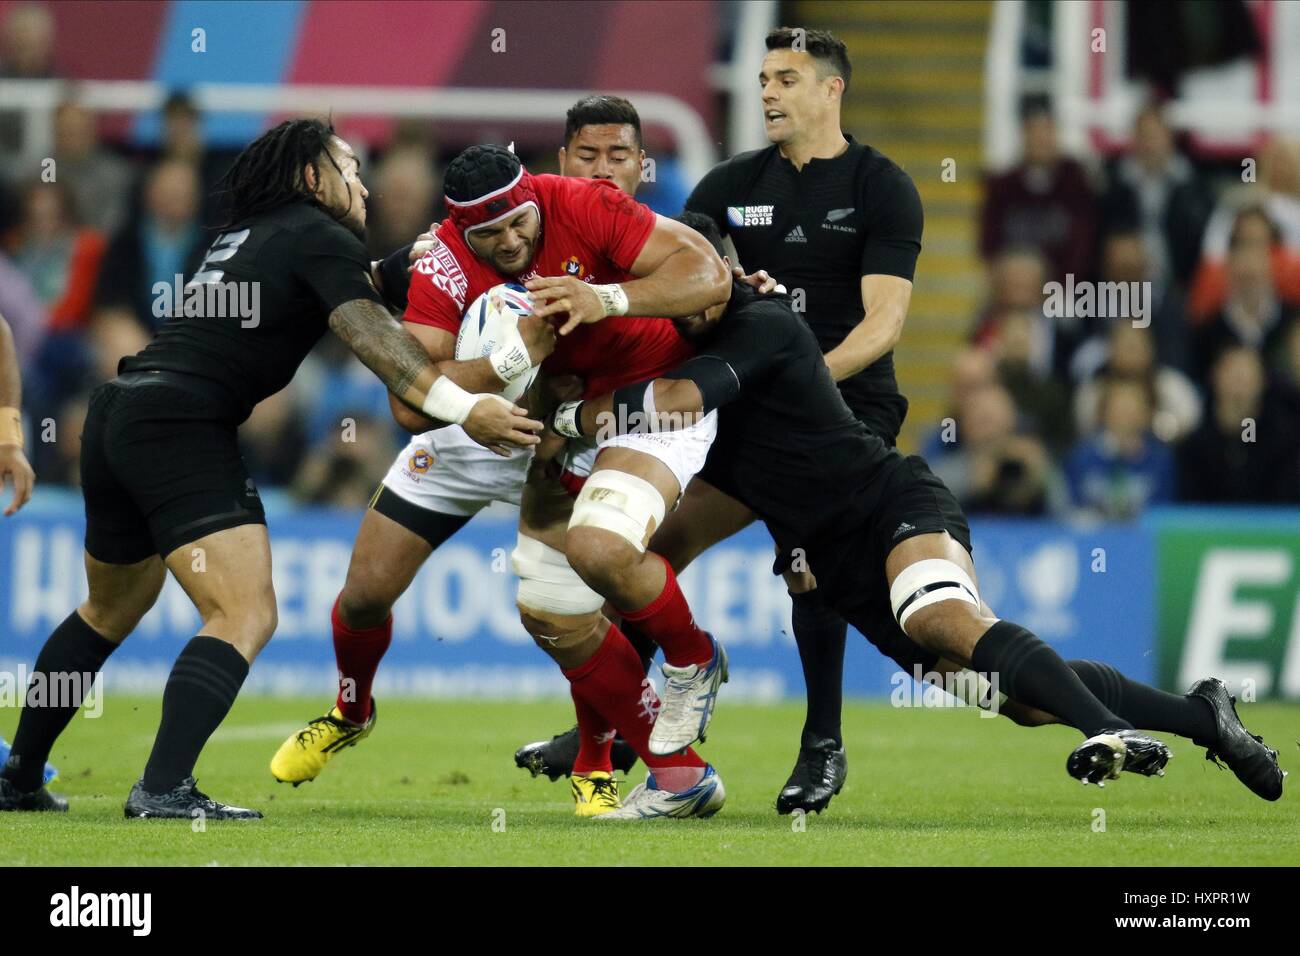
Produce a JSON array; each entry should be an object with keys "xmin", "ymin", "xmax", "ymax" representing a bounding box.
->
[{"xmin": 404, "ymin": 174, "xmax": 694, "ymax": 398}]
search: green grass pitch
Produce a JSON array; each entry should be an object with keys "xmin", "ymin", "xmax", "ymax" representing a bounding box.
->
[{"xmin": 3, "ymin": 696, "xmax": 1297, "ymax": 866}]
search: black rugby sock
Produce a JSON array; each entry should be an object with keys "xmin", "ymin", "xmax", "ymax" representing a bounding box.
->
[
  {"xmin": 2, "ymin": 613, "xmax": 118, "ymax": 790},
  {"xmin": 1068, "ymin": 660, "xmax": 1217, "ymax": 744},
  {"xmin": 141, "ymin": 636, "xmax": 249, "ymax": 793},
  {"xmin": 971, "ymin": 620, "xmax": 1131, "ymax": 738},
  {"xmin": 790, "ymin": 589, "xmax": 847, "ymax": 747},
  {"xmin": 2, "ymin": 611, "xmax": 118, "ymax": 792}
]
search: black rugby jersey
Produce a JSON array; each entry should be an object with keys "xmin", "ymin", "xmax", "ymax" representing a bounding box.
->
[
  {"xmin": 681, "ymin": 283, "xmax": 894, "ymax": 567},
  {"xmin": 119, "ymin": 202, "xmax": 384, "ymax": 422},
  {"xmin": 685, "ymin": 137, "xmax": 922, "ymax": 444}
]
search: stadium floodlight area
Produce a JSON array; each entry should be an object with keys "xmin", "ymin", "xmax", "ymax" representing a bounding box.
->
[{"xmin": 0, "ymin": 79, "xmax": 717, "ymax": 182}]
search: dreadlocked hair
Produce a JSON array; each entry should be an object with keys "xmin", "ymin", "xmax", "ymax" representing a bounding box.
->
[{"xmin": 217, "ymin": 117, "xmax": 343, "ymax": 226}]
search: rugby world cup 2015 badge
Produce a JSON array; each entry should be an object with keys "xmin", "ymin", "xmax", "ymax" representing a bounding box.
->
[{"xmin": 726, "ymin": 205, "xmax": 774, "ymax": 227}]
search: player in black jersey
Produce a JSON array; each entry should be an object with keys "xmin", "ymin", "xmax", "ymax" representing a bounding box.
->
[
  {"xmin": 668, "ymin": 27, "xmax": 922, "ymax": 812},
  {"xmin": 547, "ymin": 218, "xmax": 1285, "ymax": 803},
  {"xmin": 0, "ymin": 118, "xmax": 545, "ymax": 819}
]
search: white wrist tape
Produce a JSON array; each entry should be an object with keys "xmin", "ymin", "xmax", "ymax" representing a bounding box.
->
[
  {"xmin": 421, "ymin": 376, "xmax": 479, "ymax": 425},
  {"xmin": 552, "ymin": 401, "xmax": 583, "ymax": 438},
  {"xmin": 489, "ymin": 323, "xmax": 533, "ymax": 386},
  {"xmin": 592, "ymin": 283, "xmax": 628, "ymax": 317}
]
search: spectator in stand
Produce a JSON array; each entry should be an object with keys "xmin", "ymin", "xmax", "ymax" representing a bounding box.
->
[
  {"xmin": 980, "ymin": 97, "xmax": 1098, "ymax": 285},
  {"xmin": 1064, "ymin": 375, "xmax": 1177, "ymax": 520},
  {"xmin": 364, "ymin": 146, "xmax": 438, "ymax": 260},
  {"xmin": 50, "ymin": 97, "xmax": 135, "ymax": 235},
  {"xmin": 296, "ymin": 333, "xmax": 405, "ymax": 450},
  {"xmin": 94, "ymin": 157, "xmax": 207, "ymax": 334},
  {"xmin": 44, "ymin": 391, "xmax": 90, "ymax": 487},
  {"xmin": 927, "ymin": 369, "xmax": 1054, "ymax": 516},
  {"xmin": 1190, "ymin": 136, "xmax": 1300, "ymax": 319},
  {"xmin": 239, "ymin": 389, "xmax": 308, "ymax": 489},
  {"xmin": 0, "ymin": 251, "xmax": 44, "ymax": 370},
  {"xmin": 0, "ymin": 2, "xmax": 54, "ymax": 79},
  {"xmin": 1073, "ymin": 229, "xmax": 1194, "ymax": 373},
  {"xmin": 1191, "ymin": 207, "xmax": 1300, "ymax": 381},
  {"xmin": 1177, "ymin": 345, "xmax": 1300, "ymax": 504},
  {"xmin": 0, "ymin": 4, "xmax": 57, "ymax": 165},
  {"xmin": 985, "ymin": 308, "xmax": 1074, "ymax": 452},
  {"xmin": 291, "ymin": 413, "xmax": 399, "ymax": 510},
  {"xmin": 7, "ymin": 178, "xmax": 106, "ymax": 330},
  {"xmin": 1074, "ymin": 322, "xmax": 1201, "ymax": 444},
  {"xmin": 1099, "ymin": 103, "xmax": 1211, "ymax": 294},
  {"xmin": 5, "ymin": 178, "xmax": 105, "ymax": 470},
  {"xmin": 972, "ymin": 246, "xmax": 1089, "ymax": 378},
  {"xmin": 1279, "ymin": 318, "xmax": 1300, "ymax": 393}
]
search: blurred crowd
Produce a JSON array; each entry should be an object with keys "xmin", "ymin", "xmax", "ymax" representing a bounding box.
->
[
  {"xmin": 927, "ymin": 96, "xmax": 1300, "ymax": 520},
  {"xmin": 2, "ymin": 4, "xmax": 1298, "ymax": 517}
]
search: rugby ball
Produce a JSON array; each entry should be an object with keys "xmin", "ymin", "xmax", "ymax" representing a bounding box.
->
[{"xmin": 455, "ymin": 282, "xmax": 540, "ymax": 403}]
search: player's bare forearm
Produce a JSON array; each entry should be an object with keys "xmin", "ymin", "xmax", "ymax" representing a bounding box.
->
[
  {"xmin": 329, "ymin": 298, "xmax": 439, "ymax": 414},
  {"xmin": 824, "ymin": 275, "xmax": 912, "ymax": 381},
  {"xmin": 331, "ymin": 300, "xmax": 543, "ymax": 453},
  {"xmin": 622, "ymin": 220, "xmax": 731, "ymax": 318},
  {"xmin": 387, "ymin": 392, "xmax": 443, "ymax": 434},
  {"xmin": 578, "ymin": 379, "xmax": 703, "ymax": 435},
  {"xmin": 0, "ymin": 314, "xmax": 33, "ymax": 515},
  {"xmin": 434, "ymin": 355, "xmax": 508, "ymax": 393},
  {"xmin": 622, "ymin": 246, "xmax": 730, "ymax": 319}
]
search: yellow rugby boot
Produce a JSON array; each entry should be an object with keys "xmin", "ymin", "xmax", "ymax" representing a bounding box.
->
[
  {"xmin": 571, "ymin": 771, "xmax": 621, "ymax": 817},
  {"xmin": 270, "ymin": 703, "xmax": 376, "ymax": 786}
]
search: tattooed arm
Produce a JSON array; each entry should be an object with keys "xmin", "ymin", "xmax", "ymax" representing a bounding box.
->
[{"xmin": 328, "ymin": 298, "xmax": 543, "ymax": 454}]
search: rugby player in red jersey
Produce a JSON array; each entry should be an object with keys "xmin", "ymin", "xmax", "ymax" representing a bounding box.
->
[{"xmin": 273, "ymin": 140, "xmax": 734, "ymax": 817}]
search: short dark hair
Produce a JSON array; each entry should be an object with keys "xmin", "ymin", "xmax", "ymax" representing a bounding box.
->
[
  {"xmin": 163, "ymin": 89, "xmax": 199, "ymax": 118},
  {"xmin": 675, "ymin": 211, "xmax": 727, "ymax": 261},
  {"xmin": 1229, "ymin": 205, "xmax": 1281, "ymax": 249},
  {"xmin": 1019, "ymin": 93, "xmax": 1053, "ymax": 122},
  {"xmin": 766, "ymin": 27, "xmax": 851, "ymax": 89},
  {"xmin": 564, "ymin": 95, "xmax": 642, "ymax": 148}
]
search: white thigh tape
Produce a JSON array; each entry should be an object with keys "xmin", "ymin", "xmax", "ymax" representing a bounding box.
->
[
  {"xmin": 889, "ymin": 558, "xmax": 980, "ymax": 628},
  {"xmin": 948, "ymin": 668, "xmax": 1008, "ymax": 712},
  {"xmin": 568, "ymin": 470, "xmax": 666, "ymax": 552},
  {"xmin": 511, "ymin": 534, "xmax": 605, "ymax": 615}
]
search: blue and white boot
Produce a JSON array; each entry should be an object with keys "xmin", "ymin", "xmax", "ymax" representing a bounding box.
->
[
  {"xmin": 648, "ymin": 634, "xmax": 728, "ymax": 755},
  {"xmin": 596, "ymin": 764, "xmax": 726, "ymax": 820},
  {"xmin": 0, "ymin": 737, "xmax": 58, "ymax": 785}
]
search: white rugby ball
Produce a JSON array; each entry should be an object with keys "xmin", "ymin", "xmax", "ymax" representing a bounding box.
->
[{"xmin": 455, "ymin": 282, "xmax": 540, "ymax": 403}]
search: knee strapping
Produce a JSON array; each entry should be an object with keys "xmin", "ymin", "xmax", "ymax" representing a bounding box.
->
[
  {"xmin": 511, "ymin": 533, "xmax": 605, "ymax": 616},
  {"xmin": 568, "ymin": 470, "xmax": 666, "ymax": 552}
]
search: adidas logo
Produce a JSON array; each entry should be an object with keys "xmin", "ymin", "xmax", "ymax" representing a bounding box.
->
[
  {"xmin": 785, "ymin": 225, "xmax": 807, "ymax": 243},
  {"xmin": 892, "ymin": 521, "xmax": 916, "ymax": 539}
]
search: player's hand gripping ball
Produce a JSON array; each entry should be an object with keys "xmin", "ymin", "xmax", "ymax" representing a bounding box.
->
[{"xmin": 456, "ymin": 283, "xmax": 545, "ymax": 403}]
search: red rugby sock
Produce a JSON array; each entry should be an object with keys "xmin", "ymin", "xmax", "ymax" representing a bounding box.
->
[
  {"xmin": 571, "ymin": 691, "xmax": 614, "ymax": 776},
  {"xmin": 617, "ymin": 555, "xmax": 713, "ymax": 668},
  {"xmin": 564, "ymin": 623, "xmax": 706, "ymax": 791},
  {"xmin": 331, "ymin": 595, "xmax": 391, "ymax": 724}
]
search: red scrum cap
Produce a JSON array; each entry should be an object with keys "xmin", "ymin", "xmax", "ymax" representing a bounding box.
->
[{"xmin": 444, "ymin": 144, "xmax": 539, "ymax": 241}]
